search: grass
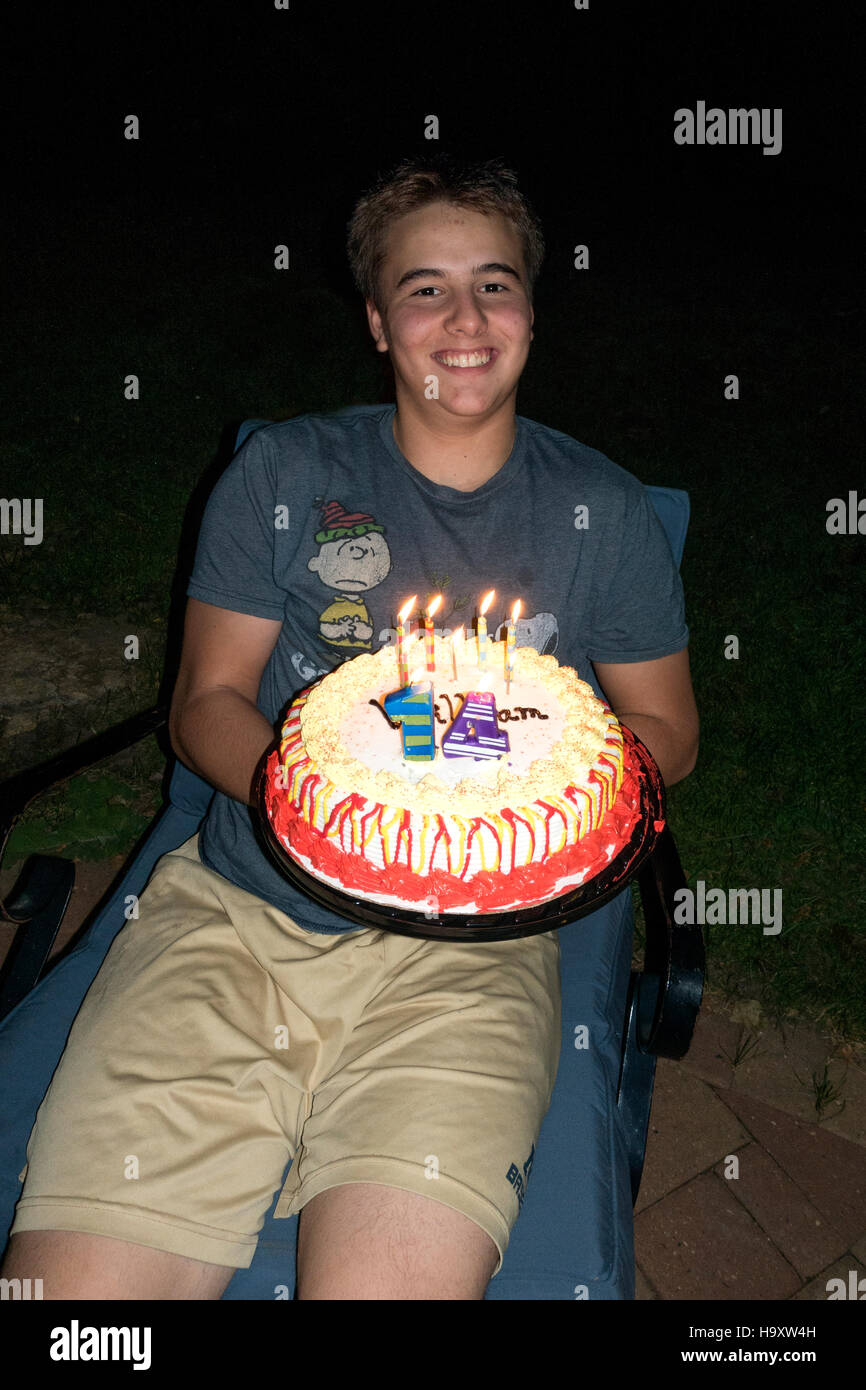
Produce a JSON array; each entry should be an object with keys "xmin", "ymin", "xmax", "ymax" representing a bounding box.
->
[
  {"xmin": 806, "ymin": 1063, "xmax": 846, "ymax": 1120},
  {"xmin": 3, "ymin": 202, "xmax": 864, "ymax": 1044},
  {"xmin": 6, "ymin": 764, "xmax": 160, "ymax": 863}
]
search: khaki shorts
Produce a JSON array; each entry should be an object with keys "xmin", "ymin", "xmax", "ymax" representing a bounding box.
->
[{"xmin": 12, "ymin": 836, "xmax": 561, "ymax": 1276}]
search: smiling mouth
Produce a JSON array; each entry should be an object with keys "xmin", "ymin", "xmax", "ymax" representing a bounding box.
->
[{"xmin": 431, "ymin": 348, "xmax": 495, "ymax": 368}]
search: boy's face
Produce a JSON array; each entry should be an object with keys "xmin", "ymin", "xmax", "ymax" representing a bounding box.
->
[{"xmin": 366, "ymin": 200, "xmax": 534, "ymax": 428}]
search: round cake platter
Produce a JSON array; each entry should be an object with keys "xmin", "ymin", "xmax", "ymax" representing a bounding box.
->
[{"xmin": 256, "ymin": 730, "xmax": 667, "ymax": 943}]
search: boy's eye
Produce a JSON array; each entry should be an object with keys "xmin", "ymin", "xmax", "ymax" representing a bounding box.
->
[{"xmin": 412, "ymin": 282, "xmax": 509, "ymax": 296}]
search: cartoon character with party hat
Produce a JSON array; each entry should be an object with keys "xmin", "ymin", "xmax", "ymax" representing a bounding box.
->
[{"xmin": 308, "ymin": 501, "xmax": 391, "ymax": 649}]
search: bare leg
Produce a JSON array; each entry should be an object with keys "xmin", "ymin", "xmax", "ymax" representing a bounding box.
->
[
  {"xmin": 296, "ymin": 1182, "xmax": 499, "ymax": 1300},
  {"xmin": 1, "ymin": 1230, "xmax": 236, "ymax": 1301}
]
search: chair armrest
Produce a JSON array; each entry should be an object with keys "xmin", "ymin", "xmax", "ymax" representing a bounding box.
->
[
  {"xmin": 0, "ymin": 705, "xmax": 169, "ymax": 863},
  {"xmin": 0, "ymin": 857, "xmax": 76, "ymax": 1022},
  {"xmin": 634, "ymin": 823, "xmax": 705, "ymax": 1060},
  {"xmin": 0, "ymin": 706, "xmax": 169, "ymax": 1017}
]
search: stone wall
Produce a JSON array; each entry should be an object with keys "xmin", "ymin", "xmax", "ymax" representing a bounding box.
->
[{"xmin": 0, "ymin": 601, "xmax": 167, "ymax": 778}]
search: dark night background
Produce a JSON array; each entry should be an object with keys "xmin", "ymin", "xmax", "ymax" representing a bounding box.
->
[
  {"xmin": 5, "ymin": 0, "xmax": 860, "ymax": 502},
  {"xmin": 6, "ymin": 2, "xmax": 858, "ymax": 343},
  {"xmin": 2, "ymin": 5, "xmax": 864, "ymax": 1037}
]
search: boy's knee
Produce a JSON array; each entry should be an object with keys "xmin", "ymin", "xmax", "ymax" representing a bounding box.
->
[{"xmin": 1, "ymin": 1229, "xmax": 235, "ymax": 1300}]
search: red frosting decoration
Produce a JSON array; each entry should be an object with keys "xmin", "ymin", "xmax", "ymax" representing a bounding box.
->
[{"xmin": 263, "ymin": 726, "xmax": 660, "ymax": 914}]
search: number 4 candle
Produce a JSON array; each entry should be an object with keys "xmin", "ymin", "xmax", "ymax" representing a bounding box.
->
[{"xmin": 442, "ymin": 688, "xmax": 509, "ymax": 761}]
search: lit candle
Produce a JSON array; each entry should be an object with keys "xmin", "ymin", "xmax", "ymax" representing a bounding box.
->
[
  {"xmin": 450, "ymin": 624, "xmax": 464, "ymax": 681},
  {"xmin": 505, "ymin": 599, "xmax": 521, "ymax": 693},
  {"xmin": 477, "ymin": 590, "xmax": 495, "ymax": 671},
  {"xmin": 383, "ymin": 675, "xmax": 436, "ymax": 761},
  {"xmin": 396, "ymin": 595, "xmax": 417, "ymax": 687},
  {"xmin": 425, "ymin": 595, "xmax": 442, "ymax": 673}
]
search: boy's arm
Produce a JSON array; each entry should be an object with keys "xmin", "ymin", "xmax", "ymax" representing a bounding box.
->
[
  {"xmin": 592, "ymin": 647, "xmax": 699, "ymax": 787},
  {"xmin": 169, "ymin": 597, "xmax": 283, "ymax": 806}
]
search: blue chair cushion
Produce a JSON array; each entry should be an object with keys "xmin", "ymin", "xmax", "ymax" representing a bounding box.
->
[
  {"xmin": 167, "ymin": 759, "xmax": 216, "ymax": 819},
  {"xmin": 646, "ymin": 485, "xmax": 689, "ymax": 569},
  {"xmin": 486, "ymin": 888, "xmax": 636, "ymax": 1299}
]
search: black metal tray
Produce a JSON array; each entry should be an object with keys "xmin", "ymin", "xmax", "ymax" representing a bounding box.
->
[{"xmin": 256, "ymin": 732, "xmax": 665, "ymax": 942}]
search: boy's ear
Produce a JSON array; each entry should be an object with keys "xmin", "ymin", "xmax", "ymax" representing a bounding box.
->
[{"xmin": 366, "ymin": 298, "xmax": 390, "ymax": 353}]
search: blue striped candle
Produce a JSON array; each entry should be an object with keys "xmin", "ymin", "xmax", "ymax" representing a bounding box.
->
[{"xmin": 383, "ymin": 681, "xmax": 436, "ymax": 761}]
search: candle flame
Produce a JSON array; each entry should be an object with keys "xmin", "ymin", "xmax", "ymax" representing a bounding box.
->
[
  {"xmin": 426, "ymin": 594, "xmax": 443, "ymax": 619},
  {"xmin": 480, "ymin": 589, "xmax": 495, "ymax": 616},
  {"xmin": 397, "ymin": 595, "xmax": 417, "ymax": 623},
  {"xmin": 476, "ymin": 673, "xmax": 491, "ymax": 692},
  {"xmin": 452, "ymin": 624, "xmax": 464, "ymax": 644},
  {"xmin": 511, "ymin": 599, "xmax": 522, "ymax": 623}
]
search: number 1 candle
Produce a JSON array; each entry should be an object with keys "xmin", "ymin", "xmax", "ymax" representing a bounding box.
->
[
  {"xmin": 477, "ymin": 590, "xmax": 495, "ymax": 671},
  {"xmin": 396, "ymin": 595, "xmax": 417, "ymax": 687},
  {"xmin": 425, "ymin": 595, "xmax": 442, "ymax": 673},
  {"xmin": 384, "ymin": 677, "xmax": 435, "ymax": 761}
]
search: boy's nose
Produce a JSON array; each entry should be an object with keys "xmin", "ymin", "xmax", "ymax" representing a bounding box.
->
[{"xmin": 444, "ymin": 289, "xmax": 487, "ymax": 332}]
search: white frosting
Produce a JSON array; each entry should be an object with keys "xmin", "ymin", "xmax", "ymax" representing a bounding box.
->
[{"xmin": 341, "ymin": 635, "xmax": 564, "ymax": 788}]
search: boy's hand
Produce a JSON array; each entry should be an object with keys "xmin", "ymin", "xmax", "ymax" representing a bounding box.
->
[{"xmin": 592, "ymin": 648, "xmax": 699, "ymax": 786}]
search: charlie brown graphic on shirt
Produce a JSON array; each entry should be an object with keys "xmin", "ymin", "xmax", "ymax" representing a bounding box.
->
[{"xmin": 308, "ymin": 501, "xmax": 392, "ymax": 649}]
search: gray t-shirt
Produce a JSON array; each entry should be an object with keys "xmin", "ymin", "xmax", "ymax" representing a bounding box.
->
[{"xmin": 187, "ymin": 403, "xmax": 688, "ymax": 932}]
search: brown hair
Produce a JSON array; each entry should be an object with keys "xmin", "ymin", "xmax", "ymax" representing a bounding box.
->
[{"xmin": 347, "ymin": 155, "xmax": 545, "ymax": 310}]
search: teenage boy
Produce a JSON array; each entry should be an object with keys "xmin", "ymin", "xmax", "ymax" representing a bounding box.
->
[{"xmin": 3, "ymin": 156, "xmax": 698, "ymax": 1300}]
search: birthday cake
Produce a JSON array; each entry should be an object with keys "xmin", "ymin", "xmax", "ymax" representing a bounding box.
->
[{"xmin": 263, "ymin": 632, "xmax": 654, "ymax": 915}]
